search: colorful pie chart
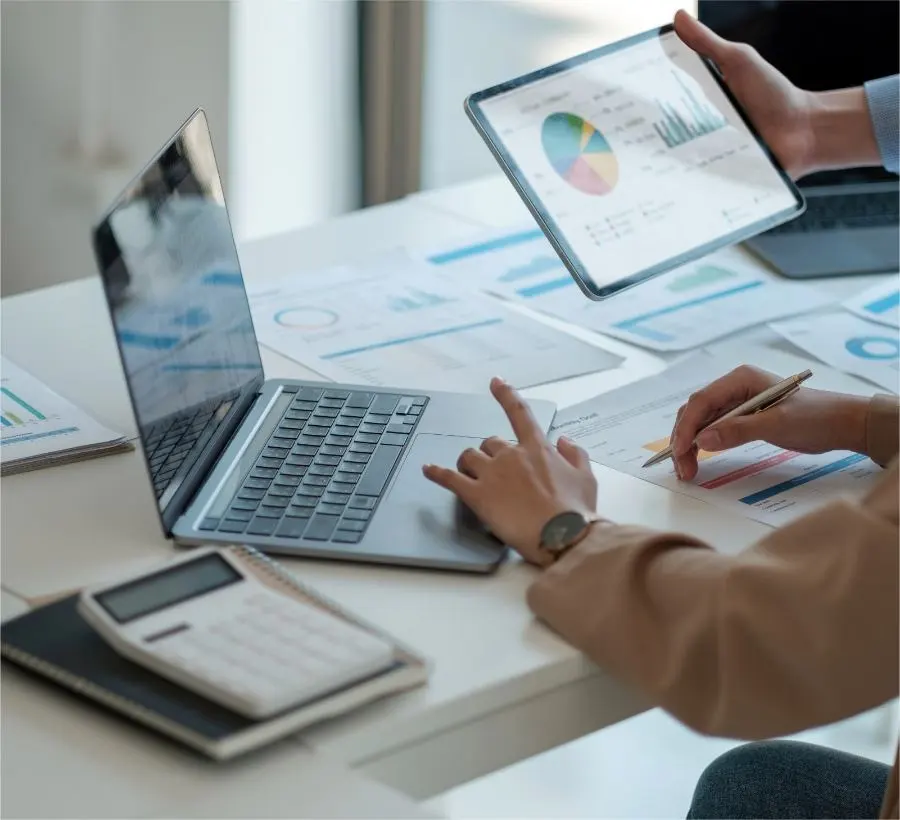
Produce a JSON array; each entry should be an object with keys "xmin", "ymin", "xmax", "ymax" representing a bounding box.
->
[{"xmin": 541, "ymin": 113, "xmax": 619, "ymax": 196}]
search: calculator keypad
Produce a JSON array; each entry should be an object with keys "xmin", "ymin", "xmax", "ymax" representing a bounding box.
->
[{"xmin": 152, "ymin": 591, "xmax": 395, "ymax": 717}]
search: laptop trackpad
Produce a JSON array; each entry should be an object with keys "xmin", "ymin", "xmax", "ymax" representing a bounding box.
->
[{"xmin": 365, "ymin": 433, "xmax": 506, "ymax": 569}]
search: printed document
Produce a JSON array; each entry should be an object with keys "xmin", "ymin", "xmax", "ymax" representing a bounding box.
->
[
  {"xmin": 249, "ymin": 260, "xmax": 621, "ymax": 392},
  {"xmin": 550, "ymin": 350, "xmax": 884, "ymax": 527},
  {"xmin": 425, "ymin": 227, "xmax": 832, "ymax": 351},
  {"xmin": 771, "ymin": 313, "xmax": 899, "ymax": 394},
  {"xmin": 843, "ymin": 279, "xmax": 900, "ymax": 328}
]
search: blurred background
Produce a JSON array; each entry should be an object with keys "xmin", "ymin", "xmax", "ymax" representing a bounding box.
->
[{"xmin": 1, "ymin": 0, "xmax": 688, "ymax": 297}]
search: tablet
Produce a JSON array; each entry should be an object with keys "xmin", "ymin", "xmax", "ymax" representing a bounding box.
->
[{"xmin": 465, "ymin": 24, "xmax": 805, "ymax": 300}]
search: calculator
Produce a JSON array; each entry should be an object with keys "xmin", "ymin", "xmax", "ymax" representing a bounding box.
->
[{"xmin": 78, "ymin": 547, "xmax": 396, "ymax": 719}]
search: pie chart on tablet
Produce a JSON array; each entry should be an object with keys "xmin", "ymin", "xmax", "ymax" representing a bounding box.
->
[{"xmin": 541, "ymin": 113, "xmax": 619, "ymax": 195}]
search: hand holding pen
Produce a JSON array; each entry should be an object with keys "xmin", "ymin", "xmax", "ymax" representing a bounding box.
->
[{"xmin": 646, "ymin": 365, "xmax": 873, "ymax": 481}]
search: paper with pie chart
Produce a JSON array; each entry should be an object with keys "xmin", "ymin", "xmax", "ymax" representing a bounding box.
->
[
  {"xmin": 248, "ymin": 259, "xmax": 621, "ymax": 392},
  {"xmin": 473, "ymin": 29, "xmax": 800, "ymax": 291},
  {"xmin": 771, "ymin": 313, "xmax": 899, "ymax": 393}
]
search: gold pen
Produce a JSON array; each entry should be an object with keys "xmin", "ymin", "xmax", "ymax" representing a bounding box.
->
[{"xmin": 641, "ymin": 369, "xmax": 814, "ymax": 469}]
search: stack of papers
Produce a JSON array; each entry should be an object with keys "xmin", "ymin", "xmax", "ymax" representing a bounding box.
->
[
  {"xmin": 0, "ymin": 357, "xmax": 132, "ymax": 475},
  {"xmin": 424, "ymin": 227, "xmax": 834, "ymax": 351}
]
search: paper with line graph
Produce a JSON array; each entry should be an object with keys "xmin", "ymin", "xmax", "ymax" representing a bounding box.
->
[
  {"xmin": 0, "ymin": 357, "xmax": 130, "ymax": 474},
  {"xmin": 425, "ymin": 228, "xmax": 832, "ymax": 351},
  {"xmin": 249, "ymin": 259, "xmax": 621, "ymax": 392},
  {"xmin": 550, "ymin": 349, "xmax": 883, "ymax": 527}
]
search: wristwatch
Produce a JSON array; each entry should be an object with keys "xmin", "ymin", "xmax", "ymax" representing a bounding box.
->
[{"xmin": 538, "ymin": 510, "xmax": 600, "ymax": 563}]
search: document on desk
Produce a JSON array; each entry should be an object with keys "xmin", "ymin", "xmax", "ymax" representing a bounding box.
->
[
  {"xmin": 424, "ymin": 228, "xmax": 833, "ymax": 351},
  {"xmin": 843, "ymin": 279, "xmax": 900, "ymax": 328},
  {"xmin": 0, "ymin": 357, "xmax": 131, "ymax": 475},
  {"xmin": 550, "ymin": 350, "xmax": 884, "ymax": 527},
  {"xmin": 771, "ymin": 313, "xmax": 899, "ymax": 394},
  {"xmin": 248, "ymin": 259, "xmax": 621, "ymax": 392}
]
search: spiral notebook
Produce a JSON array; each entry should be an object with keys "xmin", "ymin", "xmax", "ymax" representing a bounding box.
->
[{"xmin": 0, "ymin": 546, "xmax": 429, "ymax": 760}]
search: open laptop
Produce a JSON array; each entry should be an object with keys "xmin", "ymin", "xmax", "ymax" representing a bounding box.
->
[
  {"xmin": 91, "ymin": 109, "xmax": 556, "ymax": 573},
  {"xmin": 700, "ymin": 0, "xmax": 899, "ymax": 278}
]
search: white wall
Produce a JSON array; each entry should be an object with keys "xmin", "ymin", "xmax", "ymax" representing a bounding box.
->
[
  {"xmin": 228, "ymin": 0, "xmax": 360, "ymax": 243},
  {"xmin": 1, "ymin": 0, "xmax": 231, "ymax": 296}
]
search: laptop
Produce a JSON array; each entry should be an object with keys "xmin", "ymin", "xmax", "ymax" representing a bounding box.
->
[
  {"xmin": 700, "ymin": 0, "xmax": 899, "ymax": 279},
  {"xmin": 91, "ymin": 109, "xmax": 556, "ymax": 573}
]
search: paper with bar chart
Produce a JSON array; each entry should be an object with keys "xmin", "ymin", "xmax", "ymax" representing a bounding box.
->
[
  {"xmin": 474, "ymin": 29, "xmax": 799, "ymax": 290},
  {"xmin": 426, "ymin": 229, "xmax": 831, "ymax": 351},
  {"xmin": 771, "ymin": 313, "xmax": 899, "ymax": 394},
  {"xmin": 249, "ymin": 261, "xmax": 621, "ymax": 392},
  {"xmin": 0, "ymin": 357, "xmax": 130, "ymax": 474},
  {"xmin": 844, "ymin": 279, "xmax": 900, "ymax": 328},
  {"xmin": 550, "ymin": 350, "xmax": 884, "ymax": 527}
]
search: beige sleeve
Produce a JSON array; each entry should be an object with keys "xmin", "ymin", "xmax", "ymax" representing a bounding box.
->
[
  {"xmin": 867, "ymin": 394, "xmax": 899, "ymax": 467},
  {"xmin": 527, "ymin": 459, "xmax": 899, "ymax": 740}
]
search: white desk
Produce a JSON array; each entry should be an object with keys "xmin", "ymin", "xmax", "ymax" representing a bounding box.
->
[{"xmin": 1, "ymin": 175, "xmax": 886, "ymax": 814}]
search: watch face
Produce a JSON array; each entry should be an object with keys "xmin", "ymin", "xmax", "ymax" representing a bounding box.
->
[{"xmin": 541, "ymin": 511, "xmax": 588, "ymax": 551}]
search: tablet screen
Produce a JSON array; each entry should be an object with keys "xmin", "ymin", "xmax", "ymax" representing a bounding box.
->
[{"xmin": 469, "ymin": 27, "xmax": 802, "ymax": 297}]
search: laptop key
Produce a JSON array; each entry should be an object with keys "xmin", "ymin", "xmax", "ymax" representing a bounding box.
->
[
  {"xmin": 354, "ymin": 433, "xmax": 380, "ymax": 445},
  {"xmin": 297, "ymin": 434, "xmax": 325, "ymax": 446},
  {"xmin": 292, "ymin": 446, "xmax": 319, "ymax": 458},
  {"xmin": 258, "ymin": 457, "xmax": 283, "ymax": 469},
  {"xmin": 358, "ymin": 423, "xmax": 386, "ymax": 435},
  {"xmin": 243, "ymin": 477, "xmax": 271, "ymax": 490},
  {"xmin": 346, "ymin": 392, "xmax": 374, "ymax": 408},
  {"xmin": 219, "ymin": 519, "xmax": 248, "ymax": 534},
  {"xmin": 338, "ymin": 519, "xmax": 367, "ymax": 532},
  {"xmin": 341, "ymin": 406, "xmax": 367, "ymax": 418},
  {"xmin": 339, "ymin": 462, "xmax": 366, "ymax": 474},
  {"xmin": 303, "ymin": 475, "xmax": 330, "ymax": 487},
  {"xmin": 318, "ymin": 503, "xmax": 345, "ymax": 516},
  {"xmin": 297, "ymin": 387, "xmax": 324, "ymax": 402},
  {"xmin": 326, "ymin": 434, "xmax": 353, "ymax": 446},
  {"xmin": 296, "ymin": 485, "xmax": 326, "ymax": 498},
  {"xmin": 349, "ymin": 496, "xmax": 377, "ymax": 509},
  {"xmin": 273, "ymin": 474, "xmax": 301, "ymax": 487},
  {"xmin": 343, "ymin": 451, "xmax": 370, "ymax": 464},
  {"xmin": 356, "ymin": 444, "xmax": 402, "ymax": 496},
  {"xmin": 324, "ymin": 390, "xmax": 350, "ymax": 400},
  {"xmin": 263, "ymin": 447, "xmax": 290, "ymax": 459},
  {"xmin": 257, "ymin": 504, "xmax": 287, "ymax": 517},
  {"xmin": 371, "ymin": 395, "xmax": 400, "ymax": 415},
  {"xmin": 231, "ymin": 498, "xmax": 260, "ymax": 511},
  {"xmin": 343, "ymin": 507, "xmax": 372, "ymax": 521},
  {"xmin": 303, "ymin": 514, "xmax": 339, "ymax": 541},
  {"xmin": 331, "ymin": 425, "xmax": 357, "ymax": 437},
  {"xmin": 267, "ymin": 486, "xmax": 294, "ymax": 498},
  {"xmin": 386, "ymin": 423, "xmax": 413, "ymax": 435},
  {"xmin": 225, "ymin": 509, "xmax": 255, "ymax": 522},
  {"xmin": 319, "ymin": 444, "xmax": 346, "ymax": 456},
  {"xmin": 322, "ymin": 492, "xmax": 351, "ymax": 506},
  {"xmin": 309, "ymin": 464, "xmax": 336, "ymax": 477},
  {"xmin": 199, "ymin": 517, "xmax": 220, "ymax": 531},
  {"xmin": 315, "ymin": 454, "xmax": 341, "ymax": 467},
  {"xmin": 365, "ymin": 413, "xmax": 392, "ymax": 425},
  {"xmin": 276, "ymin": 516, "xmax": 311, "ymax": 538},
  {"xmin": 333, "ymin": 472, "xmax": 360, "ymax": 485},
  {"xmin": 281, "ymin": 464, "xmax": 307, "ymax": 476},
  {"xmin": 246, "ymin": 517, "xmax": 279, "ymax": 536},
  {"xmin": 381, "ymin": 433, "xmax": 409, "ymax": 447},
  {"xmin": 238, "ymin": 488, "xmax": 266, "ymax": 500},
  {"xmin": 281, "ymin": 419, "xmax": 305, "ymax": 430},
  {"xmin": 349, "ymin": 442, "xmax": 376, "ymax": 454},
  {"xmin": 251, "ymin": 467, "xmax": 278, "ymax": 479},
  {"xmin": 291, "ymin": 495, "xmax": 318, "ymax": 508},
  {"xmin": 332, "ymin": 530, "xmax": 362, "ymax": 544}
]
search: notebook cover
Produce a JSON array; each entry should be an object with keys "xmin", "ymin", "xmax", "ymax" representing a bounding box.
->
[{"xmin": 1, "ymin": 546, "xmax": 429, "ymax": 758}]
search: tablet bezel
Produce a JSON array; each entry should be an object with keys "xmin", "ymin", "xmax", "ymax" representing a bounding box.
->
[{"xmin": 464, "ymin": 24, "xmax": 806, "ymax": 301}]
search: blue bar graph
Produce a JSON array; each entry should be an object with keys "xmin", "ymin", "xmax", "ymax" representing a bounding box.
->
[
  {"xmin": 428, "ymin": 229, "xmax": 545, "ymax": 265},
  {"xmin": 739, "ymin": 453, "xmax": 866, "ymax": 505},
  {"xmin": 864, "ymin": 290, "xmax": 900, "ymax": 315},
  {"xmin": 322, "ymin": 318, "xmax": 504, "ymax": 359},
  {"xmin": 499, "ymin": 256, "xmax": 564, "ymax": 283},
  {"xmin": 0, "ymin": 427, "xmax": 79, "ymax": 446},
  {"xmin": 614, "ymin": 281, "xmax": 764, "ymax": 341},
  {"xmin": 653, "ymin": 72, "xmax": 727, "ymax": 149},
  {"xmin": 0, "ymin": 416, "xmax": 10, "ymax": 427},
  {"xmin": 517, "ymin": 277, "xmax": 578, "ymax": 299},
  {"xmin": 1, "ymin": 386, "xmax": 46, "ymax": 420}
]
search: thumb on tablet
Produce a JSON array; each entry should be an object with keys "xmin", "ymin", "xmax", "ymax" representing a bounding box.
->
[{"xmin": 674, "ymin": 9, "xmax": 730, "ymax": 65}]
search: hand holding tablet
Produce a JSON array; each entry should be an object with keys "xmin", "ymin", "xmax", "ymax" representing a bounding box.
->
[{"xmin": 465, "ymin": 23, "xmax": 804, "ymax": 300}]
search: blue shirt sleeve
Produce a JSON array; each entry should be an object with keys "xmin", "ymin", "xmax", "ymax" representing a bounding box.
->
[{"xmin": 864, "ymin": 75, "xmax": 899, "ymax": 174}]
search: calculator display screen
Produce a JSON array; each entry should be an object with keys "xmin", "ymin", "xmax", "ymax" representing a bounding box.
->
[{"xmin": 96, "ymin": 554, "xmax": 242, "ymax": 624}]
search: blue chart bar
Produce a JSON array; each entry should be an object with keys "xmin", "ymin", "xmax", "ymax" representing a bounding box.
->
[
  {"xmin": 739, "ymin": 453, "xmax": 866, "ymax": 505},
  {"xmin": 322, "ymin": 318, "xmax": 503, "ymax": 359},
  {"xmin": 499, "ymin": 256, "xmax": 564, "ymax": 283},
  {"xmin": 0, "ymin": 427, "xmax": 79, "ymax": 446},
  {"xmin": 0, "ymin": 416, "xmax": 11, "ymax": 427},
  {"xmin": 865, "ymin": 290, "xmax": 900, "ymax": 315},
  {"xmin": 517, "ymin": 277, "xmax": 577, "ymax": 299},
  {"xmin": 653, "ymin": 72, "xmax": 727, "ymax": 149},
  {"xmin": 614, "ymin": 281, "xmax": 764, "ymax": 342},
  {"xmin": 1, "ymin": 386, "xmax": 46, "ymax": 420},
  {"xmin": 428, "ymin": 229, "xmax": 545, "ymax": 265}
]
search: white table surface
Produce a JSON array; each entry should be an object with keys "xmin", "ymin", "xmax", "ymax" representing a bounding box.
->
[{"xmin": 1, "ymin": 175, "xmax": 889, "ymax": 814}]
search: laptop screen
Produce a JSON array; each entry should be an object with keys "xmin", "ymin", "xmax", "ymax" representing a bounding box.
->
[
  {"xmin": 93, "ymin": 110, "xmax": 264, "ymax": 522},
  {"xmin": 698, "ymin": 0, "xmax": 899, "ymax": 186}
]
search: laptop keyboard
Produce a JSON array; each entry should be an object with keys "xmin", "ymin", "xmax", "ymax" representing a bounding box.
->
[
  {"xmin": 766, "ymin": 191, "xmax": 899, "ymax": 234},
  {"xmin": 199, "ymin": 388, "xmax": 428, "ymax": 544},
  {"xmin": 144, "ymin": 405, "xmax": 220, "ymax": 499}
]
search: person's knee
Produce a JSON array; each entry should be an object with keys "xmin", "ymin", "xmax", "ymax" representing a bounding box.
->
[{"xmin": 687, "ymin": 741, "xmax": 790, "ymax": 819}]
